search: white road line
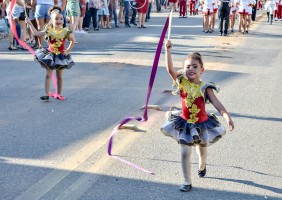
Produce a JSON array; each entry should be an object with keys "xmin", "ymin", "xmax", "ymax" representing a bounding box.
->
[{"xmin": 15, "ymin": 131, "xmax": 111, "ymax": 200}]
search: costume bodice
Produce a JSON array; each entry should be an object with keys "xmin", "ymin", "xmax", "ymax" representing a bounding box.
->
[
  {"xmin": 178, "ymin": 77, "xmax": 208, "ymax": 124},
  {"xmin": 44, "ymin": 26, "xmax": 72, "ymax": 55}
]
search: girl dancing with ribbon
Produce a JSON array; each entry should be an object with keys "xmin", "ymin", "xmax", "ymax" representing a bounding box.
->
[
  {"xmin": 26, "ymin": 6, "xmax": 75, "ymax": 101},
  {"xmin": 161, "ymin": 40, "xmax": 234, "ymax": 192}
]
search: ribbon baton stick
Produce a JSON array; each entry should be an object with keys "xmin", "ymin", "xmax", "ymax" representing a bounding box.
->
[{"xmin": 167, "ymin": 10, "xmax": 173, "ymax": 40}]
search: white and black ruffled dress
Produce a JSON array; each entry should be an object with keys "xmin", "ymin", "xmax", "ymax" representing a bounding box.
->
[
  {"xmin": 161, "ymin": 76, "xmax": 226, "ymax": 147},
  {"xmin": 35, "ymin": 26, "xmax": 75, "ymax": 70}
]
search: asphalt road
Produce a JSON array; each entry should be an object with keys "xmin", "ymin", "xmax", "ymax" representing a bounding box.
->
[{"xmin": 0, "ymin": 9, "xmax": 281, "ymax": 200}]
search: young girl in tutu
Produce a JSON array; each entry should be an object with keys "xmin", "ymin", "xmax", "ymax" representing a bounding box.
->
[
  {"xmin": 26, "ymin": 6, "xmax": 75, "ymax": 101},
  {"xmin": 161, "ymin": 40, "xmax": 234, "ymax": 192}
]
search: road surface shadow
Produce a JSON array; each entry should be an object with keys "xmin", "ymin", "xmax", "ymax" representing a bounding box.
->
[
  {"xmin": 0, "ymin": 161, "xmax": 281, "ymax": 200},
  {"xmin": 206, "ymin": 177, "xmax": 282, "ymax": 194},
  {"xmin": 230, "ymin": 112, "xmax": 282, "ymax": 122}
]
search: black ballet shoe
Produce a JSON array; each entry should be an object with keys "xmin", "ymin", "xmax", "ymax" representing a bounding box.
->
[
  {"xmin": 180, "ymin": 184, "xmax": 192, "ymax": 192},
  {"xmin": 198, "ymin": 166, "xmax": 206, "ymax": 178},
  {"xmin": 141, "ymin": 25, "xmax": 146, "ymax": 28},
  {"xmin": 40, "ymin": 96, "xmax": 49, "ymax": 101}
]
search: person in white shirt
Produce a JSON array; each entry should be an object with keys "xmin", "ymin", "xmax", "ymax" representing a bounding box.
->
[
  {"xmin": 265, "ymin": 0, "xmax": 277, "ymax": 24},
  {"xmin": 229, "ymin": 0, "xmax": 236, "ymax": 32},
  {"xmin": 201, "ymin": 0, "xmax": 213, "ymax": 33},
  {"xmin": 245, "ymin": 0, "xmax": 255, "ymax": 33},
  {"xmin": 236, "ymin": 0, "xmax": 250, "ymax": 33},
  {"xmin": 211, "ymin": 0, "xmax": 218, "ymax": 32}
]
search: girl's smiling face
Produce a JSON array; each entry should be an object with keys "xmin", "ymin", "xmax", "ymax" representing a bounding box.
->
[
  {"xmin": 183, "ymin": 58, "xmax": 204, "ymax": 83},
  {"xmin": 52, "ymin": 13, "xmax": 63, "ymax": 28}
]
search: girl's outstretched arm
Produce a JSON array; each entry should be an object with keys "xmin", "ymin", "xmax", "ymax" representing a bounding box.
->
[
  {"xmin": 165, "ymin": 40, "xmax": 178, "ymax": 81},
  {"xmin": 25, "ymin": 18, "xmax": 45, "ymax": 37},
  {"xmin": 206, "ymin": 88, "xmax": 235, "ymax": 131},
  {"xmin": 64, "ymin": 33, "xmax": 75, "ymax": 55}
]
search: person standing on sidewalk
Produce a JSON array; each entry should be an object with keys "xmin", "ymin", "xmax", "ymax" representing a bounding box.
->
[
  {"xmin": 179, "ymin": 0, "xmax": 188, "ymax": 17},
  {"xmin": 123, "ymin": 0, "xmax": 136, "ymax": 27},
  {"xmin": 77, "ymin": 0, "xmax": 87, "ymax": 32},
  {"xmin": 162, "ymin": 40, "xmax": 234, "ymax": 192},
  {"xmin": 274, "ymin": 0, "xmax": 282, "ymax": 21},
  {"xmin": 218, "ymin": 0, "xmax": 231, "ymax": 36},
  {"xmin": 31, "ymin": 0, "xmax": 54, "ymax": 48},
  {"xmin": 236, "ymin": 0, "xmax": 251, "ymax": 33},
  {"xmin": 211, "ymin": 0, "xmax": 218, "ymax": 32},
  {"xmin": 86, "ymin": 0, "xmax": 100, "ymax": 30},
  {"xmin": 66, "ymin": 0, "xmax": 80, "ymax": 35},
  {"xmin": 97, "ymin": 0, "xmax": 110, "ymax": 28},
  {"xmin": 229, "ymin": 0, "xmax": 236, "ymax": 32},
  {"xmin": 265, "ymin": 0, "xmax": 277, "ymax": 24},
  {"xmin": 189, "ymin": 0, "xmax": 196, "ymax": 15},
  {"xmin": 109, "ymin": 0, "xmax": 118, "ymax": 27},
  {"xmin": 145, "ymin": 0, "xmax": 153, "ymax": 22},
  {"xmin": 201, "ymin": 0, "xmax": 213, "ymax": 33},
  {"xmin": 136, "ymin": 0, "xmax": 149, "ymax": 28}
]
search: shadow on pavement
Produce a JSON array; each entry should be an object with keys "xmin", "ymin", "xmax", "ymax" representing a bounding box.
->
[
  {"xmin": 230, "ymin": 112, "xmax": 282, "ymax": 122},
  {"xmin": 0, "ymin": 161, "xmax": 281, "ymax": 200},
  {"xmin": 206, "ymin": 177, "xmax": 282, "ymax": 194}
]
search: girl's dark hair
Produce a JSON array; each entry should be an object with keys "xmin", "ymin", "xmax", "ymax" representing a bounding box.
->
[
  {"xmin": 185, "ymin": 52, "xmax": 204, "ymax": 67},
  {"xmin": 48, "ymin": 6, "xmax": 62, "ymax": 16}
]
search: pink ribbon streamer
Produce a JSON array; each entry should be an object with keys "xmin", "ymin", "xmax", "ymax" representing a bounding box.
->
[
  {"xmin": 9, "ymin": 1, "xmax": 58, "ymax": 94},
  {"xmin": 108, "ymin": 17, "xmax": 169, "ymax": 174},
  {"xmin": 9, "ymin": 0, "xmax": 35, "ymax": 55}
]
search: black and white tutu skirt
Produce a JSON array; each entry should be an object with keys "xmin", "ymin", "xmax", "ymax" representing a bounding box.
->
[
  {"xmin": 161, "ymin": 110, "xmax": 226, "ymax": 147},
  {"xmin": 35, "ymin": 48, "xmax": 75, "ymax": 70}
]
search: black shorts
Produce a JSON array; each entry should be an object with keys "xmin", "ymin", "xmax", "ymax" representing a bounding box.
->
[{"xmin": 19, "ymin": 9, "xmax": 29, "ymax": 21}]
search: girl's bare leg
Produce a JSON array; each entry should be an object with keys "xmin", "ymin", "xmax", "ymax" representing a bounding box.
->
[
  {"xmin": 238, "ymin": 14, "xmax": 242, "ymax": 32},
  {"xmin": 138, "ymin": 14, "xmax": 142, "ymax": 27},
  {"xmin": 101, "ymin": 15, "xmax": 105, "ymax": 28},
  {"xmin": 142, "ymin": 13, "xmax": 146, "ymax": 26},
  {"xmin": 70, "ymin": 16, "xmax": 79, "ymax": 42},
  {"xmin": 56, "ymin": 69, "xmax": 63, "ymax": 95},
  {"xmin": 247, "ymin": 15, "xmax": 250, "ymax": 32},
  {"xmin": 36, "ymin": 18, "xmax": 49, "ymax": 47},
  {"xmin": 78, "ymin": 16, "xmax": 84, "ymax": 31},
  {"xmin": 107, "ymin": 16, "xmax": 111, "ymax": 28},
  {"xmin": 181, "ymin": 145, "xmax": 192, "ymax": 185},
  {"xmin": 232, "ymin": 14, "xmax": 235, "ymax": 30},
  {"xmin": 243, "ymin": 15, "xmax": 246, "ymax": 33},
  {"xmin": 211, "ymin": 13, "xmax": 216, "ymax": 30},
  {"xmin": 8, "ymin": 21, "xmax": 16, "ymax": 49},
  {"xmin": 71, "ymin": 16, "xmax": 80, "ymax": 31},
  {"xmin": 204, "ymin": 15, "xmax": 208, "ymax": 31},
  {"xmin": 45, "ymin": 69, "xmax": 53, "ymax": 96},
  {"xmin": 195, "ymin": 145, "xmax": 207, "ymax": 171},
  {"xmin": 18, "ymin": 20, "xmax": 27, "ymax": 44},
  {"xmin": 208, "ymin": 14, "xmax": 212, "ymax": 30},
  {"xmin": 118, "ymin": 6, "xmax": 124, "ymax": 22},
  {"xmin": 69, "ymin": 17, "xmax": 73, "ymax": 29}
]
